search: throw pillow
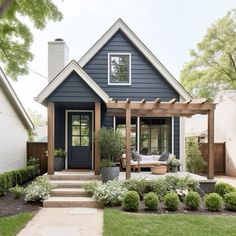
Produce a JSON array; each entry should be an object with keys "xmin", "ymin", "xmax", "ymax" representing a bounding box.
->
[{"xmin": 159, "ymin": 151, "xmax": 169, "ymax": 161}]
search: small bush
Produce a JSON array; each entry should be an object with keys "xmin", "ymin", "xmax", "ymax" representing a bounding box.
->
[
  {"xmin": 214, "ymin": 182, "xmax": 235, "ymax": 197},
  {"xmin": 84, "ymin": 180, "xmax": 100, "ymax": 196},
  {"xmin": 185, "ymin": 191, "xmax": 201, "ymax": 210},
  {"xmin": 164, "ymin": 192, "xmax": 180, "ymax": 211},
  {"xmin": 144, "ymin": 192, "xmax": 159, "ymax": 210},
  {"xmin": 205, "ymin": 193, "xmax": 223, "ymax": 211},
  {"xmin": 94, "ymin": 180, "xmax": 127, "ymax": 206},
  {"xmin": 123, "ymin": 191, "xmax": 140, "ymax": 211},
  {"xmin": 25, "ymin": 176, "xmax": 55, "ymax": 202},
  {"xmin": 224, "ymin": 192, "xmax": 236, "ymax": 211},
  {"xmin": 9, "ymin": 185, "xmax": 25, "ymax": 199}
]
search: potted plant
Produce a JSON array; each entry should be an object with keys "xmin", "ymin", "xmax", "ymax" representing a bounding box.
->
[
  {"xmin": 96, "ymin": 127, "xmax": 124, "ymax": 182},
  {"xmin": 54, "ymin": 148, "xmax": 66, "ymax": 171},
  {"xmin": 168, "ymin": 156, "xmax": 181, "ymax": 173}
]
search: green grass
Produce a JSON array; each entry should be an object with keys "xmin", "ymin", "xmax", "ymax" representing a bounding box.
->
[
  {"xmin": 0, "ymin": 212, "xmax": 33, "ymax": 236},
  {"xmin": 104, "ymin": 208, "xmax": 236, "ymax": 236}
]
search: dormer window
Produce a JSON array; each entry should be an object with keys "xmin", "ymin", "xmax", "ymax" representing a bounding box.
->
[{"xmin": 108, "ymin": 53, "xmax": 131, "ymax": 85}]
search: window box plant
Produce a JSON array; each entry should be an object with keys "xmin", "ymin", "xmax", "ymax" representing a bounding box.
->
[
  {"xmin": 168, "ymin": 156, "xmax": 181, "ymax": 173},
  {"xmin": 96, "ymin": 127, "xmax": 124, "ymax": 182},
  {"xmin": 54, "ymin": 148, "xmax": 66, "ymax": 171}
]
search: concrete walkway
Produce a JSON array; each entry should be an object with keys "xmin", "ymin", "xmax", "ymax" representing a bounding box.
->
[
  {"xmin": 17, "ymin": 208, "xmax": 103, "ymax": 236},
  {"xmin": 215, "ymin": 176, "xmax": 236, "ymax": 188}
]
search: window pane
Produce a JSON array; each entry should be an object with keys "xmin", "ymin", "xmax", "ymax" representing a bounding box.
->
[
  {"xmin": 72, "ymin": 115, "xmax": 80, "ymax": 125},
  {"xmin": 81, "ymin": 136, "xmax": 89, "ymax": 146},
  {"xmin": 119, "ymin": 56, "xmax": 129, "ymax": 65},
  {"xmin": 72, "ymin": 126, "xmax": 80, "ymax": 135},
  {"xmin": 119, "ymin": 73, "xmax": 129, "ymax": 82},
  {"xmin": 111, "ymin": 56, "xmax": 120, "ymax": 64},
  {"xmin": 81, "ymin": 125, "xmax": 89, "ymax": 135},
  {"xmin": 72, "ymin": 136, "xmax": 80, "ymax": 146}
]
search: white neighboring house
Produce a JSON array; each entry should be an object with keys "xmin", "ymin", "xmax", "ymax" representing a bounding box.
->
[
  {"xmin": 0, "ymin": 68, "xmax": 33, "ymax": 173},
  {"xmin": 186, "ymin": 90, "xmax": 236, "ymax": 177}
]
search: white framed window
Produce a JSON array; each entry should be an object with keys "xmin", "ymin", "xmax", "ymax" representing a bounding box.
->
[{"xmin": 108, "ymin": 53, "xmax": 131, "ymax": 85}]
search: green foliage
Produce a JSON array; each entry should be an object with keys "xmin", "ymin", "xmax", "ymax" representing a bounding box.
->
[
  {"xmin": 224, "ymin": 192, "xmax": 236, "ymax": 211},
  {"xmin": 164, "ymin": 192, "xmax": 180, "ymax": 211},
  {"xmin": 186, "ymin": 137, "xmax": 206, "ymax": 174},
  {"xmin": 84, "ymin": 180, "xmax": 100, "ymax": 197},
  {"xmin": 214, "ymin": 182, "xmax": 235, "ymax": 197},
  {"xmin": 180, "ymin": 10, "xmax": 236, "ymax": 100},
  {"xmin": 167, "ymin": 156, "xmax": 181, "ymax": 167},
  {"xmin": 96, "ymin": 127, "xmax": 124, "ymax": 167},
  {"xmin": 9, "ymin": 185, "xmax": 25, "ymax": 199},
  {"xmin": 185, "ymin": 191, "xmax": 201, "ymax": 210},
  {"xmin": 25, "ymin": 176, "xmax": 55, "ymax": 202},
  {"xmin": 27, "ymin": 129, "xmax": 37, "ymax": 142},
  {"xmin": 144, "ymin": 192, "xmax": 159, "ymax": 210},
  {"xmin": 0, "ymin": 0, "xmax": 63, "ymax": 80},
  {"xmin": 123, "ymin": 191, "xmax": 140, "ymax": 211},
  {"xmin": 0, "ymin": 165, "xmax": 39, "ymax": 196},
  {"xmin": 94, "ymin": 180, "xmax": 127, "ymax": 206},
  {"xmin": 54, "ymin": 148, "xmax": 66, "ymax": 158},
  {"xmin": 205, "ymin": 193, "xmax": 223, "ymax": 211}
]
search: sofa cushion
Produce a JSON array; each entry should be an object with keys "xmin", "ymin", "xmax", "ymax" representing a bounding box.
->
[{"xmin": 140, "ymin": 155, "xmax": 154, "ymax": 161}]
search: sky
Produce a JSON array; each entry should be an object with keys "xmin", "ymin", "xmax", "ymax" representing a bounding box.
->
[{"xmin": 9, "ymin": 0, "xmax": 236, "ymax": 116}]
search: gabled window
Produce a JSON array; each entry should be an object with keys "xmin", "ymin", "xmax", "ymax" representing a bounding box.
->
[{"xmin": 108, "ymin": 53, "xmax": 131, "ymax": 85}]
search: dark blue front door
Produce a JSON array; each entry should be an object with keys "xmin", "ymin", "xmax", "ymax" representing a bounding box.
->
[{"xmin": 68, "ymin": 112, "xmax": 92, "ymax": 168}]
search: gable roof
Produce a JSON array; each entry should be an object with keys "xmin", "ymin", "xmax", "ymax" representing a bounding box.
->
[
  {"xmin": 0, "ymin": 68, "xmax": 33, "ymax": 130},
  {"xmin": 36, "ymin": 60, "xmax": 110, "ymax": 104},
  {"xmin": 78, "ymin": 18, "xmax": 191, "ymax": 100}
]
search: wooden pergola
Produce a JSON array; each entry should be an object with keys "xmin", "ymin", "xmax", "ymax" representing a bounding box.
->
[{"xmin": 106, "ymin": 98, "xmax": 215, "ymax": 180}]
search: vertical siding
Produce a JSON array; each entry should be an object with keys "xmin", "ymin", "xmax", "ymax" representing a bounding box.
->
[
  {"xmin": 174, "ymin": 117, "xmax": 180, "ymax": 158},
  {"xmin": 0, "ymin": 86, "xmax": 27, "ymax": 173}
]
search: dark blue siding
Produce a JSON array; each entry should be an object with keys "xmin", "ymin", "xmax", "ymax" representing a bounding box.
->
[
  {"xmin": 48, "ymin": 71, "xmax": 100, "ymax": 102},
  {"xmin": 174, "ymin": 117, "xmax": 180, "ymax": 158},
  {"xmin": 84, "ymin": 30, "xmax": 179, "ymax": 101}
]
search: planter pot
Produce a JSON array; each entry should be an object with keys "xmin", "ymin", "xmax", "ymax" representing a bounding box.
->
[
  {"xmin": 54, "ymin": 157, "xmax": 65, "ymax": 171},
  {"xmin": 171, "ymin": 166, "xmax": 178, "ymax": 173},
  {"xmin": 101, "ymin": 166, "xmax": 120, "ymax": 183}
]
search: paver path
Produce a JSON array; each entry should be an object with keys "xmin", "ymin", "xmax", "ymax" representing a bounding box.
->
[
  {"xmin": 17, "ymin": 208, "xmax": 103, "ymax": 236},
  {"xmin": 215, "ymin": 176, "xmax": 236, "ymax": 188}
]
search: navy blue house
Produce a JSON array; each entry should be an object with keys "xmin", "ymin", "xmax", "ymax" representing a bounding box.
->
[{"xmin": 36, "ymin": 19, "xmax": 191, "ymax": 174}]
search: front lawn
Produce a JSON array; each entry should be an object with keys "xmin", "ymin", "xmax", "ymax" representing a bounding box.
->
[
  {"xmin": 104, "ymin": 208, "xmax": 236, "ymax": 236},
  {"xmin": 0, "ymin": 212, "xmax": 33, "ymax": 236}
]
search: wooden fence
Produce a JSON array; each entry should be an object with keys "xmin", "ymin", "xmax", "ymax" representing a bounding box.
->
[
  {"xmin": 200, "ymin": 142, "xmax": 225, "ymax": 175},
  {"xmin": 27, "ymin": 142, "xmax": 47, "ymax": 174}
]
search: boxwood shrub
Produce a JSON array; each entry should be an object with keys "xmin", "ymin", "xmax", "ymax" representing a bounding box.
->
[
  {"xmin": 144, "ymin": 192, "xmax": 159, "ymax": 210},
  {"xmin": 185, "ymin": 191, "xmax": 201, "ymax": 210},
  {"xmin": 224, "ymin": 192, "xmax": 236, "ymax": 211},
  {"xmin": 214, "ymin": 182, "xmax": 235, "ymax": 197},
  {"xmin": 0, "ymin": 165, "xmax": 39, "ymax": 196},
  {"xmin": 164, "ymin": 192, "xmax": 180, "ymax": 211},
  {"xmin": 123, "ymin": 191, "xmax": 140, "ymax": 211},
  {"xmin": 205, "ymin": 193, "xmax": 223, "ymax": 211}
]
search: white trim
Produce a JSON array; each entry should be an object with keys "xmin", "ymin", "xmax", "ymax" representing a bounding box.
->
[
  {"xmin": 137, "ymin": 117, "xmax": 140, "ymax": 153},
  {"xmin": 65, "ymin": 110, "xmax": 94, "ymax": 169},
  {"xmin": 171, "ymin": 117, "xmax": 174, "ymax": 154},
  {"xmin": 0, "ymin": 68, "xmax": 33, "ymax": 129},
  {"xmin": 108, "ymin": 53, "xmax": 131, "ymax": 85},
  {"xmin": 78, "ymin": 19, "xmax": 191, "ymax": 100},
  {"xmin": 113, "ymin": 116, "xmax": 116, "ymax": 130},
  {"xmin": 36, "ymin": 60, "xmax": 110, "ymax": 105}
]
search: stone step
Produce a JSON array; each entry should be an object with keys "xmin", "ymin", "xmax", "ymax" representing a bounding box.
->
[
  {"xmin": 51, "ymin": 188, "xmax": 89, "ymax": 197},
  {"xmin": 50, "ymin": 180, "xmax": 92, "ymax": 188},
  {"xmin": 43, "ymin": 197, "xmax": 101, "ymax": 208},
  {"xmin": 49, "ymin": 174, "xmax": 101, "ymax": 181}
]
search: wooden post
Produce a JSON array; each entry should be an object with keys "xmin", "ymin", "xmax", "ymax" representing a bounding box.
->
[
  {"xmin": 95, "ymin": 102, "xmax": 101, "ymax": 175},
  {"xmin": 126, "ymin": 108, "xmax": 131, "ymax": 179},
  {"xmin": 208, "ymin": 109, "xmax": 214, "ymax": 179},
  {"xmin": 47, "ymin": 102, "xmax": 55, "ymax": 175}
]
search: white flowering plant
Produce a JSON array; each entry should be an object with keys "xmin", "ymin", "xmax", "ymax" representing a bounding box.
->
[
  {"xmin": 25, "ymin": 176, "xmax": 56, "ymax": 202},
  {"xmin": 94, "ymin": 180, "xmax": 128, "ymax": 206},
  {"xmin": 175, "ymin": 188, "xmax": 189, "ymax": 201}
]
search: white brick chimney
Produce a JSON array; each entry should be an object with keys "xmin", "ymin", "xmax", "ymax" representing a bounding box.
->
[{"xmin": 48, "ymin": 38, "xmax": 69, "ymax": 82}]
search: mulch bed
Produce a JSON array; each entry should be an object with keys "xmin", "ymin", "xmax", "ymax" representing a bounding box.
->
[
  {"xmin": 114, "ymin": 201, "xmax": 236, "ymax": 216},
  {"xmin": 0, "ymin": 181, "xmax": 42, "ymax": 217}
]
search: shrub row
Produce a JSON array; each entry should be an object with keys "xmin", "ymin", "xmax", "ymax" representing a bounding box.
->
[{"xmin": 0, "ymin": 165, "xmax": 39, "ymax": 195}]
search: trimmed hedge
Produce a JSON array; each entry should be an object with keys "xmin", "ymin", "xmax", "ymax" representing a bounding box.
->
[{"xmin": 0, "ymin": 165, "xmax": 39, "ymax": 196}]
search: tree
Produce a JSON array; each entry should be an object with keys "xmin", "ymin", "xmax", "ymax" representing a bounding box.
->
[
  {"xmin": 180, "ymin": 9, "xmax": 236, "ymax": 100},
  {"xmin": 0, "ymin": 0, "xmax": 63, "ymax": 80},
  {"xmin": 27, "ymin": 109, "xmax": 47, "ymax": 127}
]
